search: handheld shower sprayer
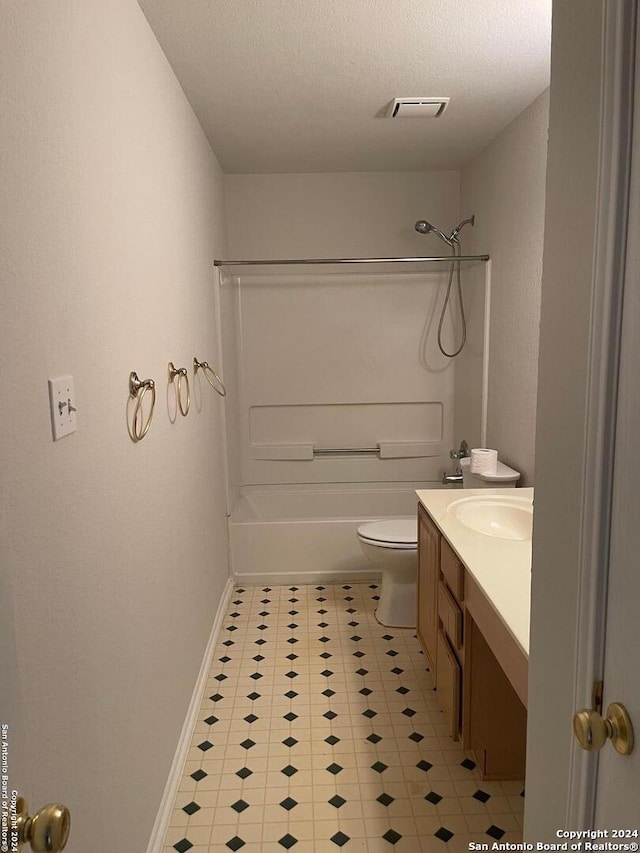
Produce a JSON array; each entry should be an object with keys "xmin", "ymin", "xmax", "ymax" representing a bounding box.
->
[
  {"xmin": 414, "ymin": 216, "xmax": 475, "ymax": 245},
  {"xmin": 414, "ymin": 214, "xmax": 476, "ymax": 358},
  {"xmin": 414, "ymin": 220, "xmax": 454, "ymax": 246}
]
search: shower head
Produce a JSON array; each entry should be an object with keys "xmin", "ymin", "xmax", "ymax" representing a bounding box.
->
[
  {"xmin": 414, "ymin": 220, "xmax": 453, "ymax": 246},
  {"xmin": 414, "ymin": 215, "xmax": 475, "ymax": 245}
]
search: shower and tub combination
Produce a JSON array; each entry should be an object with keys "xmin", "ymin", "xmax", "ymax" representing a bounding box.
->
[
  {"xmin": 217, "ymin": 216, "xmax": 490, "ymax": 624},
  {"xmin": 229, "ymin": 483, "xmax": 427, "ymax": 585}
]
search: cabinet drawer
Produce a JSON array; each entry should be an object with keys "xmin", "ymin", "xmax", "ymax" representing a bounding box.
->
[
  {"xmin": 436, "ymin": 628, "xmax": 461, "ymax": 741},
  {"xmin": 441, "ymin": 537, "xmax": 464, "ymax": 601},
  {"xmin": 438, "ymin": 581, "xmax": 463, "ymax": 649}
]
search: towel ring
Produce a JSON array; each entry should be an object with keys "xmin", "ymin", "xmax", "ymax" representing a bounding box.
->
[
  {"xmin": 193, "ymin": 357, "xmax": 227, "ymax": 397},
  {"xmin": 129, "ymin": 372, "xmax": 156, "ymax": 442},
  {"xmin": 168, "ymin": 362, "xmax": 190, "ymax": 416}
]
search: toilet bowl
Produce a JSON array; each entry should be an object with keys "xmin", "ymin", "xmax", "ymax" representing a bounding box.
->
[{"xmin": 357, "ymin": 518, "xmax": 418, "ymax": 628}]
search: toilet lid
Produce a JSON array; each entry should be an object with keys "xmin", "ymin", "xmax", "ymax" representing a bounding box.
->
[{"xmin": 357, "ymin": 517, "xmax": 417, "ymax": 547}]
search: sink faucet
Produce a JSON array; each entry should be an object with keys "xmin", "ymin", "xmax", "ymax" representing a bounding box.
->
[{"xmin": 442, "ymin": 439, "xmax": 469, "ymax": 485}]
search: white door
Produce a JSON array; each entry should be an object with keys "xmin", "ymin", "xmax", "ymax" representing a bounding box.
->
[
  {"xmin": 593, "ymin": 30, "xmax": 640, "ymax": 820},
  {"xmin": 0, "ymin": 573, "xmax": 69, "ymax": 850},
  {"xmin": 525, "ymin": 0, "xmax": 639, "ymax": 837},
  {"xmin": 0, "ymin": 569, "xmax": 26, "ymax": 844}
]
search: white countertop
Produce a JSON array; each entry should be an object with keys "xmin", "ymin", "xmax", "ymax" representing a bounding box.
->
[{"xmin": 416, "ymin": 487, "xmax": 533, "ymax": 657}]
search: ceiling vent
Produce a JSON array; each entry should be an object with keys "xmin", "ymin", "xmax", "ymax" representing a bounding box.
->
[{"xmin": 387, "ymin": 97, "xmax": 449, "ymax": 118}]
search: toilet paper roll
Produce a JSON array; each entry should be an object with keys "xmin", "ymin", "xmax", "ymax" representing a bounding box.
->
[{"xmin": 470, "ymin": 448, "xmax": 498, "ymax": 475}]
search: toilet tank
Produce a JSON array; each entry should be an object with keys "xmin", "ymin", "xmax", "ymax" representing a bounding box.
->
[{"xmin": 460, "ymin": 456, "xmax": 520, "ymax": 488}]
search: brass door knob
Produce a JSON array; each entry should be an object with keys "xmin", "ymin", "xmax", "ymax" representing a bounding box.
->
[
  {"xmin": 573, "ymin": 702, "xmax": 634, "ymax": 755},
  {"xmin": 15, "ymin": 797, "xmax": 70, "ymax": 852}
]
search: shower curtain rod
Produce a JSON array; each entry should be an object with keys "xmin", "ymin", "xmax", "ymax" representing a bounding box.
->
[{"xmin": 213, "ymin": 254, "xmax": 489, "ymax": 266}]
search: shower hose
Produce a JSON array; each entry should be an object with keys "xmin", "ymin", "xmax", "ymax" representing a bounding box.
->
[{"xmin": 437, "ymin": 241, "xmax": 467, "ymax": 358}]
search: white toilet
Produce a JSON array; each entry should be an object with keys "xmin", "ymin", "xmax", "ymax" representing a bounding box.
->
[
  {"xmin": 357, "ymin": 457, "xmax": 521, "ymax": 628},
  {"xmin": 459, "ymin": 456, "xmax": 521, "ymax": 488},
  {"xmin": 356, "ymin": 517, "xmax": 418, "ymax": 628}
]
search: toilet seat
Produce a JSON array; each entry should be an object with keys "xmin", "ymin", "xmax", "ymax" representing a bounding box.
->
[{"xmin": 356, "ymin": 518, "xmax": 417, "ymax": 550}]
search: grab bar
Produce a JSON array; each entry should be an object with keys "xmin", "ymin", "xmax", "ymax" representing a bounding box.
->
[
  {"xmin": 249, "ymin": 441, "xmax": 444, "ymax": 461},
  {"xmin": 313, "ymin": 446, "xmax": 380, "ymax": 456},
  {"xmin": 314, "ymin": 442, "xmax": 444, "ymax": 458}
]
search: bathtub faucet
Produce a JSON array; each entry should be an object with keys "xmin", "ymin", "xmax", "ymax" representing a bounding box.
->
[
  {"xmin": 449, "ymin": 439, "xmax": 469, "ymax": 471},
  {"xmin": 442, "ymin": 439, "xmax": 469, "ymax": 485}
]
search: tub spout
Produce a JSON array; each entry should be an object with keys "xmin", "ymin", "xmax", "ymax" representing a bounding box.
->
[{"xmin": 442, "ymin": 473, "xmax": 463, "ymax": 485}]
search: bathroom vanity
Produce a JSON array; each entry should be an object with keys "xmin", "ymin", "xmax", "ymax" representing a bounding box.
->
[{"xmin": 416, "ymin": 488, "xmax": 533, "ymax": 781}]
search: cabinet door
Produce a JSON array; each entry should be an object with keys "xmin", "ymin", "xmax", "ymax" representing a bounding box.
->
[
  {"xmin": 417, "ymin": 503, "xmax": 439, "ymax": 681},
  {"xmin": 463, "ymin": 615, "xmax": 527, "ymax": 779},
  {"xmin": 436, "ymin": 628, "xmax": 461, "ymax": 741}
]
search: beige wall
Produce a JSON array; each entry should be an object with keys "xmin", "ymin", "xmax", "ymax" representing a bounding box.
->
[
  {"xmin": 225, "ymin": 171, "xmax": 459, "ymax": 259},
  {"xmin": 459, "ymin": 91, "xmax": 549, "ymax": 484},
  {"xmin": 0, "ymin": 2, "xmax": 229, "ymax": 850}
]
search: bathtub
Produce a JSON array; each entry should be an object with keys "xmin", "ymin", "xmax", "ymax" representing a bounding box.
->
[{"xmin": 228, "ymin": 483, "xmax": 449, "ymax": 584}]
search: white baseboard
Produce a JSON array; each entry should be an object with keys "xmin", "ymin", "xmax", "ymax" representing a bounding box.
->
[{"xmin": 146, "ymin": 576, "xmax": 234, "ymax": 853}]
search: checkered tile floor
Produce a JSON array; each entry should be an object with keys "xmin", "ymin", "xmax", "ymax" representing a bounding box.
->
[{"xmin": 162, "ymin": 583, "xmax": 524, "ymax": 853}]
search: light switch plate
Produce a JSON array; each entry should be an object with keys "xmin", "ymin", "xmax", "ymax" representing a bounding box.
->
[{"xmin": 48, "ymin": 375, "xmax": 77, "ymax": 440}]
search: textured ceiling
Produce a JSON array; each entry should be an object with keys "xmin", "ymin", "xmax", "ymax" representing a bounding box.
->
[{"xmin": 137, "ymin": 0, "xmax": 551, "ymax": 174}]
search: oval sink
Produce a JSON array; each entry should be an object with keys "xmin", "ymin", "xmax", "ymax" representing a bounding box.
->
[{"xmin": 447, "ymin": 495, "xmax": 533, "ymax": 540}]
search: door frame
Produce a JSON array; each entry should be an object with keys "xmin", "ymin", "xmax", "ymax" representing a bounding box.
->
[
  {"xmin": 525, "ymin": 0, "xmax": 637, "ymax": 837},
  {"xmin": 564, "ymin": 0, "xmax": 637, "ymax": 827}
]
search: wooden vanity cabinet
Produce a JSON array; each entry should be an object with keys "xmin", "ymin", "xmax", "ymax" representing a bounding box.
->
[
  {"xmin": 417, "ymin": 502, "xmax": 439, "ymax": 678},
  {"xmin": 417, "ymin": 507, "xmax": 465, "ymax": 740},
  {"xmin": 417, "ymin": 501, "xmax": 528, "ymax": 778}
]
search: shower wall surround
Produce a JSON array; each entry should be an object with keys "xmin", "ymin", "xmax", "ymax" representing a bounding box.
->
[
  {"xmin": 233, "ymin": 269, "xmax": 455, "ymax": 485},
  {"xmin": 222, "ymin": 171, "xmax": 475, "ymax": 501}
]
